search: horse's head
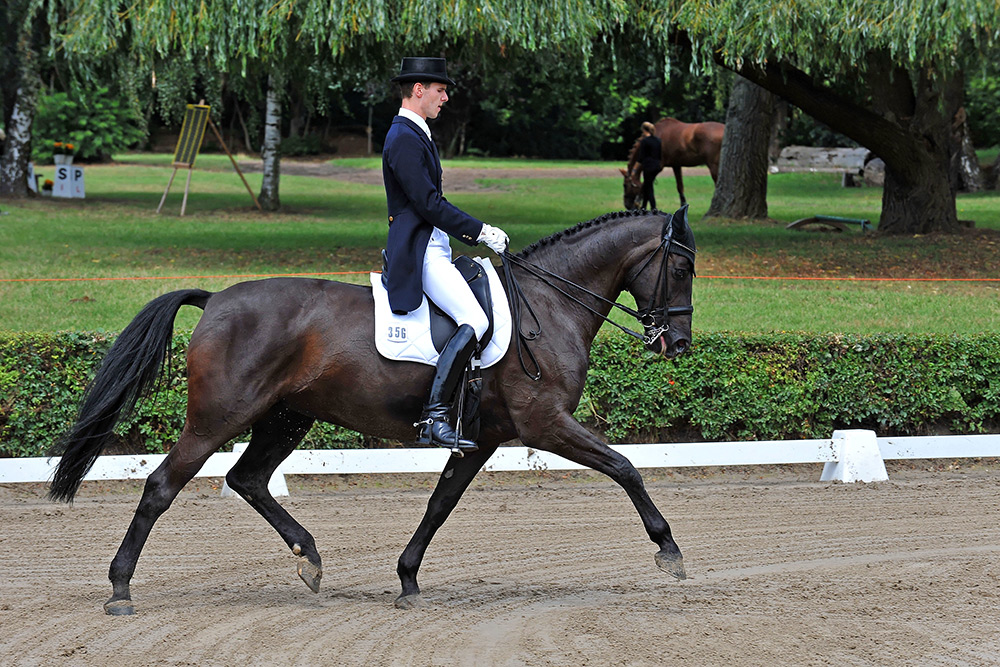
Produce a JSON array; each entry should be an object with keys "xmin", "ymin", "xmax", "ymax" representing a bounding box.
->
[
  {"xmin": 625, "ymin": 206, "xmax": 695, "ymax": 359},
  {"xmin": 620, "ymin": 166, "xmax": 642, "ymax": 210}
]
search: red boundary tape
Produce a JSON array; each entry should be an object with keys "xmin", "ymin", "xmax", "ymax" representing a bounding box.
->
[
  {"xmin": 0, "ymin": 270, "xmax": 373, "ymax": 283},
  {"xmin": 1, "ymin": 272, "xmax": 997, "ymax": 284}
]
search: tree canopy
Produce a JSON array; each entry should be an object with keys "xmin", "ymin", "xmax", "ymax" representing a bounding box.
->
[
  {"xmin": 7, "ymin": 0, "xmax": 998, "ymax": 230},
  {"xmin": 58, "ymin": 0, "xmax": 637, "ymax": 68},
  {"xmin": 671, "ymin": 0, "xmax": 998, "ymax": 75},
  {"xmin": 667, "ymin": 0, "xmax": 1000, "ymax": 234}
]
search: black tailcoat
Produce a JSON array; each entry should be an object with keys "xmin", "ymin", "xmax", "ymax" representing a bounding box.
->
[{"xmin": 381, "ymin": 116, "xmax": 483, "ymax": 314}]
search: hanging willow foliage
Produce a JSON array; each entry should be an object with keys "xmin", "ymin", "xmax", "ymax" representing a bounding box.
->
[
  {"xmin": 54, "ymin": 0, "xmax": 644, "ymax": 72},
  {"xmin": 667, "ymin": 0, "xmax": 1000, "ymax": 76}
]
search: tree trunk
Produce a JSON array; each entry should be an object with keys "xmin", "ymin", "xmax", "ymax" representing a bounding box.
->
[
  {"xmin": 952, "ymin": 107, "xmax": 983, "ymax": 193},
  {"xmin": 288, "ymin": 92, "xmax": 305, "ymax": 138},
  {"xmin": 987, "ymin": 153, "xmax": 1000, "ymax": 190},
  {"xmin": 729, "ymin": 55, "xmax": 962, "ymax": 234},
  {"xmin": 704, "ymin": 76, "xmax": 773, "ymax": 220},
  {"xmin": 868, "ymin": 62, "xmax": 961, "ymax": 235},
  {"xmin": 234, "ymin": 101, "xmax": 254, "ymax": 154},
  {"xmin": 258, "ymin": 73, "xmax": 282, "ymax": 211},
  {"xmin": 768, "ymin": 98, "xmax": 788, "ymax": 163},
  {"xmin": 0, "ymin": 32, "xmax": 41, "ymax": 198}
]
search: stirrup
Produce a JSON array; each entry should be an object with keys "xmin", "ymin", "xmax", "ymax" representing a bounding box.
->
[{"xmin": 414, "ymin": 418, "xmax": 477, "ymax": 457}]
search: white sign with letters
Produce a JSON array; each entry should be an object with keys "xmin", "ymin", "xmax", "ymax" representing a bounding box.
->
[{"xmin": 53, "ymin": 164, "xmax": 85, "ymax": 199}]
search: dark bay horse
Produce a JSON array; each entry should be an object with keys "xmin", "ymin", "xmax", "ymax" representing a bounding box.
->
[
  {"xmin": 622, "ymin": 117, "xmax": 725, "ymax": 208},
  {"xmin": 49, "ymin": 207, "xmax": 697, "ymax": 615}
]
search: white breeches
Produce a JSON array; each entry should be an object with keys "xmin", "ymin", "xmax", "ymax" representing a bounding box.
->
[{"xmin": 422, "ymin": 228, "xmax": 489, "ymax": 341}]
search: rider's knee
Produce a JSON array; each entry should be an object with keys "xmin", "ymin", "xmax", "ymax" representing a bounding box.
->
[{"xmin": 462, "ymin": 309, "xmax": 489, "ymax": 341}]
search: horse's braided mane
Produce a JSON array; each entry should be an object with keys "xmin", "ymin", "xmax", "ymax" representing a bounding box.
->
[{"xmin": 516, "ymin": 209, "xmax": 660, "ymax": 260}]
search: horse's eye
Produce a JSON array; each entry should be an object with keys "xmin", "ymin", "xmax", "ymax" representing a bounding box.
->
[{"xmin": 672, "ymin": 268, "xmax": 687, "ymax": 280}]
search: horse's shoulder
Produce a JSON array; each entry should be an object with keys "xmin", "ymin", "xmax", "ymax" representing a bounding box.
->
[{"xmin": 700, "ymin": 121, "xmax": 726, "ymax": 139}]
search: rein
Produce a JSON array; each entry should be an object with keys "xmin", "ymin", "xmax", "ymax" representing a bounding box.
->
[{"xmin": 499, "ymin": 222, "xmax": 695, "ymax": 380}]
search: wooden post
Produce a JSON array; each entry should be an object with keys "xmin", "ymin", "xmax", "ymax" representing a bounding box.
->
[
  {"xmin": 180, "ymin": 168, "xmax": 194, "ymax": 216},
  {"xmin": 157, "ymin": 167, "xmax": 179, "ymax": 213}
]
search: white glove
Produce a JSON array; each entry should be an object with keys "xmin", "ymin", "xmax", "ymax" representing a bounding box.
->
[{"xmin": 478, "ymin": 223, "xmax": 509, "ymax": 254}]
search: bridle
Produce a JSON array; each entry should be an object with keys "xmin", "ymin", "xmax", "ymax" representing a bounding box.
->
[
  {"xmin": 500, "ymin": 215, "xmax": 696, "ymax": 380},
  {"xmin": 623, "ymin": 218, "xmax": 696, "ymax": 346}
]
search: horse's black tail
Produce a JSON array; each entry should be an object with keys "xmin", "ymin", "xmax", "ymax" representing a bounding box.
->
[{"xmin": 48, "ymin": 289, "xmax": 213, "ymax": 503}]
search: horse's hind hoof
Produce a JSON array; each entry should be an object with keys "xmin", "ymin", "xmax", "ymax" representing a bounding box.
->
[
  {"xmin": 104, "ymin": 598, "xmax": 135, "ymax": 616},
  {"xmin": 394, "ymin": 593, "xmax": 427, "ymax": 610},
  {"xmin": 297, "ymin": 557, "xmax": 322, "ymax": 593},
  {"xmin": 654, "ymin": 549, "xmax": 688, "ymax": 580}
]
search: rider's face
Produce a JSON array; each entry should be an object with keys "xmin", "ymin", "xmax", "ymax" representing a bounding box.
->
[{"xmin": 416, "ymin": 82, "xmax": 449, "ymax": 120}]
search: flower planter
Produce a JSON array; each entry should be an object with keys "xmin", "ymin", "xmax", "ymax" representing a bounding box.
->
[{"xmin": 53, "ymin": 154, "xmax": 74, "ymax": 166}]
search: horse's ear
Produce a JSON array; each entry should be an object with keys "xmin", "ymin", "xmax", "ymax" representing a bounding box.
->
[
  {"xmin": 672, "ymin": 204, "xmax": 690, "ymax": 233},
  {"xmin": 618, "ymin": 168, "xmax": 628, "ymax": 176}
]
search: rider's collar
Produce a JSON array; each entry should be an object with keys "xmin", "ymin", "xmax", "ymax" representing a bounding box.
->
[{"xmin": 398, "ymin": 108, "xmax": 432, "ymax": 140}]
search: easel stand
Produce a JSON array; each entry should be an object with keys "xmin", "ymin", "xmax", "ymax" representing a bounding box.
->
[{"xmin": 158, "ymin": 103, "xmax": 262, "ymax": 215}]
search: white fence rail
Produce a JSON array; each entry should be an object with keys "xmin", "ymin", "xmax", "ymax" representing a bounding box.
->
[{"xmin": 3, "ymin": 431, "xmax": 999, "ymax": 496}]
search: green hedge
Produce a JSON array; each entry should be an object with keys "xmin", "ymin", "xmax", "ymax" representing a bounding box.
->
[
  {"xmin": 0, "ymin": 332, "xmax": 365, "ymax": 458},
  {"xmin": 2, "ymin": 331, "xmax": 999, "ymax": 458},
  {"xmin": 580, "ymin": 332, "xmax": 1000, "ymax": 442}
]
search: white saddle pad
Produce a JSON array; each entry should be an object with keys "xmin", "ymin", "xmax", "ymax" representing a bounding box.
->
[{"xmin": 371, "ymin": 257, "xmax": 512, "ymax": 368}]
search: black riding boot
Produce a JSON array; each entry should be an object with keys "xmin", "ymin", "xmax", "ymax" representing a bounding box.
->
[{"xmin": 415, "ymin": 324, "xmax": 479, "ymax": 456}]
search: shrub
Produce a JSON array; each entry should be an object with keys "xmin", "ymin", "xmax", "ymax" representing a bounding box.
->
[
  {"xmin": 2, "ymin": 331, "xmax": 999, "ymax": 458},
  {"xmin": 580, "ymin": 332, "xmax": 1000, "ymax": 443},
  {"xmin": 967, "ymin": 75, "xmax": 1000, "ymax": 149},
  {"xmin": 281, "ymin": 134, "xmax": 325, "ymax": 156},
  {"xmin": 0, "ymin": 331, "xmax": 365, "ymax": 457},
  {"xmin": 32, "ymin": 87, "xmax": 146, "ymax": 164}
]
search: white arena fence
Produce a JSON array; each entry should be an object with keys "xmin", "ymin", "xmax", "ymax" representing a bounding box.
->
[{"xmin": 2, "ymin": 430, "xmax": 998, "ymax": 497}]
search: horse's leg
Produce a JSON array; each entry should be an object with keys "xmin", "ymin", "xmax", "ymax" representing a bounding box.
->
[
  {"xmin": 524, "ymin": 412, "xmax": 686, "ymax": 580},
  {"xmin": 395, "ymin": 443, "xmax": 498, "ymax": 609},
  {"xmin": 105, "ymin": 427, "xmax": 231, "ymax": 615},
  {"xmin": 224, "ymin": 403, "xmax": 321, "ymax": 592},
  {"xmin": 673, "ymin": 165, "xmax": 686, "ymax": 206},
  {"xmin": 708, "ymin": 154, "xmax": 720, "ymax": 182}
]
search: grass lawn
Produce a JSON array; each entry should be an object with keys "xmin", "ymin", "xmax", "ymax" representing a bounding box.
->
[{"xmin": 1, "ymin": 155, "xmax": 998, "ymax": 334}]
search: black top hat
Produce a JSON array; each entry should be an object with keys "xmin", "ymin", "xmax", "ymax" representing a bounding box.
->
[{"xmin": 391, "ymin": 57, "xmax": 456, "ymax": 86}]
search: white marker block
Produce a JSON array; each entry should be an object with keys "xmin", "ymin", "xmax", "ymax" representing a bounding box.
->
[
  {"xmin": 53, "ymin": 164, "xmax": 73, "ymax": 198},
  {"xmin": 70, "ymin": 166, "xmax": 85, "ymax": 198},
  {"xmin": 821, "ymin": 429, "xmax": 889, "ymax": 483}
]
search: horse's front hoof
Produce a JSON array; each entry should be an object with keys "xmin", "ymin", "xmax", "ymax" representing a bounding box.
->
[
  {"xmin": 654, "ymin": 549, "xmax": 688, "ymax": 580},
  {"xmin": 104, "ymin": 598, "xmax": 135, "ymax": 615},
  {"xmin": 394, "ymin": 593, "xmax": 427, "ymax": 610},
  {"xmin": 297, "ymin": 557, "xmax": 322, "ymax": 593}
]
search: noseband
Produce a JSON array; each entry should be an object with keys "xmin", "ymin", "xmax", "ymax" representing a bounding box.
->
[{"xmin": 500, "ymin": 215, "xmax": 696, "ymax": 379}]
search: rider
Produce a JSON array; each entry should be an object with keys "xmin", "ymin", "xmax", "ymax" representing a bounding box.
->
[
  {"xmin": 381, "ymin": 57, "xmax": 509, "ymax": 454},
  {"xmin": 636, "ymin": 121, "xmax": 662, "ymax": 210}
]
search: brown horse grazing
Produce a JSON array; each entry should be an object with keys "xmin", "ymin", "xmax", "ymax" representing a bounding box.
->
[
  {"xmin": 49, "ymin": 207, "xmax": 697, "ymax": 615},
  {"xmin": 622, "ymin": 117, "xmax": 725, "ymax": 208}
]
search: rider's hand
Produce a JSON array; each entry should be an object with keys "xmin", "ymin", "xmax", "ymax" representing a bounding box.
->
[{"xmin": 478, "ymin": 224, "xmax": 509, "ymax": 254}]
